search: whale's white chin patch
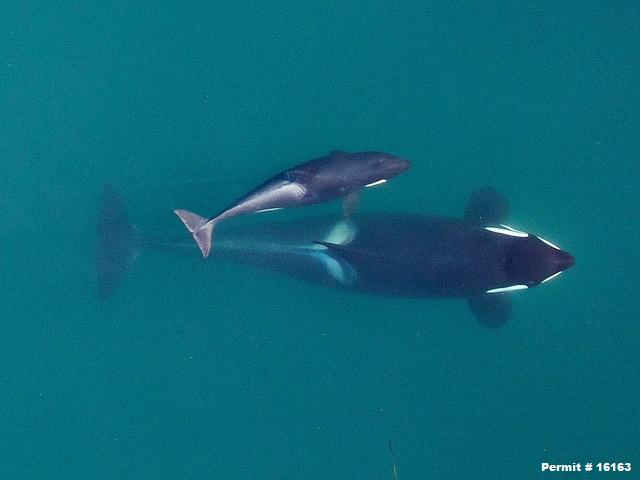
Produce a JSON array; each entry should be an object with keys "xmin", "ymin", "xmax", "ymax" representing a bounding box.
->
[
  {"xmin": 541, "ymin": 271, "xmax": 563, "ymax": 284},
  {"xmin": 538, "ymin": 236, "xmax": 561, "ymax": 250},
  {"xmin": 486, "ymin": 284, "xmax": 528, "ymax": 294},
  {"xmin": 484, "ymin": 225, "xmax": 529, "ymax": 237}
]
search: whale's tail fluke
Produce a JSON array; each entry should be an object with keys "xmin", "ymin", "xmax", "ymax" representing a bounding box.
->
[
  {"xmin": 174, "ymin": 209, "xmax": 215, "ymax": 258},
  {"xmin": 96, "ymin": 184, "xmax": 140, "ymax": 298}
]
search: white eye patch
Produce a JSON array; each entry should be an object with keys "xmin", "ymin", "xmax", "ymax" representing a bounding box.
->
[
  {"xmin": 541, "ymin": 271, "xmax": 563, "ymax": 284},
  {"xmin": 486, "ymin": 284, "xmax": 528, "ymax": 294},
  {"xmin": 484, "ymin": 224, "xmax": 529, "ymax": 238}
]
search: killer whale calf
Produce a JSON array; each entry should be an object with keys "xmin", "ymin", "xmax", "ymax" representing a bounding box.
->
[
  {"xmin": 174, "ymin": 150, "xmax": 411, "ymax": 257},
  {"xmin": 99, "ymin": 186, "xmax": 574, "ymax": 326}
]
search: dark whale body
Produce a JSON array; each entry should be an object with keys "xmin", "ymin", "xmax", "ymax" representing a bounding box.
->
[
  {"xmin": 99, "ymin": 187, "xmax": 574, "ymax": 327},
  {"xmin": 316, "ymin": 214, "xmax": 574, "ymax": 299}
]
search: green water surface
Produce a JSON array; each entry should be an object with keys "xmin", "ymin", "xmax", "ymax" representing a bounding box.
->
[{"xmin": 1, "ymin": 2, "xmax": 638, "ymax": 479}]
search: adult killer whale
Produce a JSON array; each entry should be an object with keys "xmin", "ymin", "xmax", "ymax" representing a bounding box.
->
[
  {"xmin": 174, "ymin": 150, "xmax": 411, "ymax": 257},
  {"xmin": 99, "ymin": 186, "xmax": 574, "ymax": 326}
]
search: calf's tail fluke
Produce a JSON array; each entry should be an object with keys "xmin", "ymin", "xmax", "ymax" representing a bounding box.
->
[{"xmin": 174, "ymin": 209, "xmax": 215, "ymax": 258}]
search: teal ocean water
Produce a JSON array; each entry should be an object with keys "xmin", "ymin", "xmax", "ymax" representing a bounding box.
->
[{"xmin": 2, "ymin": 2, "xmax": 638, "ymax": 479}]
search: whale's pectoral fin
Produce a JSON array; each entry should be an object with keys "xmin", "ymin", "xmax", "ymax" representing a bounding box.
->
[
  {"xmin": 468, "ymin": 294, "xmax": 512, "ymax": 328},
  {"xmin": 465, "ymin": 187, "xmax": 509, "ymax": 225},
  {"xmin": 342, "ymin": 190, "xmax": 361, "ymax": 218}
]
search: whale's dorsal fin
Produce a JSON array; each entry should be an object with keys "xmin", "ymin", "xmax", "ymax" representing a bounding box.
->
[
  {"xmin": 313, "ymin": 241, "xmax": 375, "ymax": 260},
  {"xmin": 465, "ymin": 187, "xmax": 509, "ymax": 225},
  {"xmin": 468, "ymin": 293, "xmax": 512, "ymax": 328}
]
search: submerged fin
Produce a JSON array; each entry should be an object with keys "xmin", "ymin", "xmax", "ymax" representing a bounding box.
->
[
  {"xmin": 313, "ymin": 240, "xmax": 344, "ymax": 252},
  {"xmin": 174, "ymin": 209, "xmax": 215, "ymax": 258},
  {"xmin": 468, "ymin": 294, "xmax": 512, "ymax": 328},
  {"xmin": 465, "ymin": 187, "xmax": 509, "ymax": 225},
  {"xmin": 312, "ymin": 241, "xmax": 374, "ymax": 260},
  {"xmin": 388, "ymin": 441, "xmax": 398, "ymax": 480},
  {"xmin": 342, "ymin": 190, "xmax": 361, "ymax": 218},
  {"xmin": 96, "ymin": 184, "xmax": 140, "ymax": 298}
]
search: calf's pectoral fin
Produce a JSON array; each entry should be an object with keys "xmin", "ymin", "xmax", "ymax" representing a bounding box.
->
[
  {"xmin": 342, "ymin": 190, "xmax": 361, "ymax": 218},
  {"xmin": 468, "ymin": 294, "xmax": 512, "ymax": 328}
]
